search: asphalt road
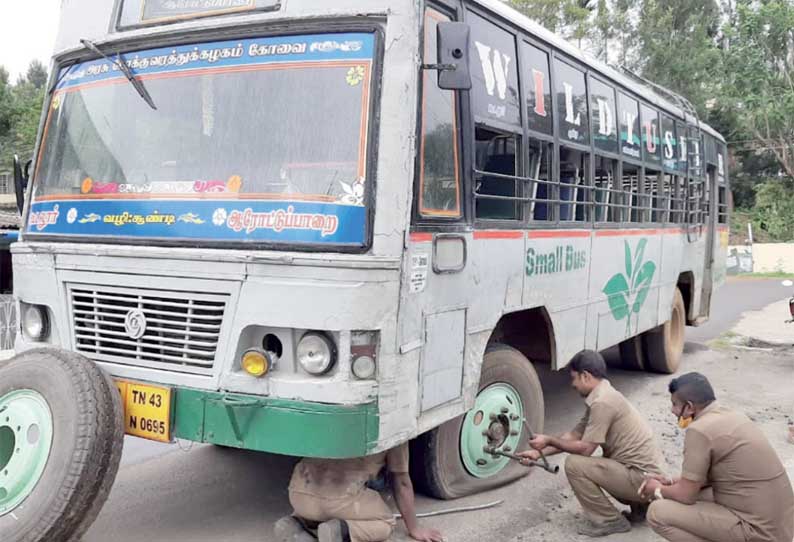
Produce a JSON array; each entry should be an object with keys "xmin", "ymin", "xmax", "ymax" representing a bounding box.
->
[{"xmin": 82, "ymin": 278, "xmax": 791, "ymax": 542}]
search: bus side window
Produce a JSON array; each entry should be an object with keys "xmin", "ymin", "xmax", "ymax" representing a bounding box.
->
[
  {"xmin": 645, "ymin": 169, "xmax": 662, "ymax": 223},
  {"xmin": 594, "ymin": 155, "xmax": 619, "ymax": 223},
  {"xmin": 529, "ymin": 139, "xmax": 553, "ymax": 221},
  {"xmin": 559, "ymin": 146, "xmax": 589, "ymax": 222},
  {"xmin": 622, "ymin": 162, "xmax": 641, "ymax": 223},
  {"xmin": 474, "ymin": 127, "xmax": 520, "ymax": 221},
  {"xmin": 418, "ymin": 9, "xmax": 462, "ymax": 218},
  {"xmin": 673, "ymin": 176, "xmax": 686, "ymax": 224}
]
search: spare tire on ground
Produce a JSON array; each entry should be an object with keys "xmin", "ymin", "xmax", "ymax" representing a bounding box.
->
[{"xmin": 0, "ymin": 348, "xmax": 124, "ymax": 542}]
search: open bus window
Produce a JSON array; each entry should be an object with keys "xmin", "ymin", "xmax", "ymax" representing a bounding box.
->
[
  {"xmin": 688, "ymin": 177, "xmax": 704, "ymax": 225},
  {"xmin": 594, "ymin": 156, "xmax": 619, "ymax": 222},
  {"xmin": 645, "ymin": 169, "xmax": 663, "ymax": 223},
  {"xmin": 419, "ymin": 9, "xmax": 461, "ymax": 218},
  {"xmin": 623, "ymin": 163, "xmax": 641, "ymax": 223},
  {"xmin": 559, "ymin": 146, "xmax": 589, "ymax": 222},
  {"xmin": 474, "ymin": 127, "xmax": 520, "ymax": 221},
  {"xmin": 718, "ymin": 185, "xmax": 728, "ymax": 224},
  {"xmin": 671, "ymin": 176, "xmax": 686, "ymax": 224},
  {"xmin": 528, "ymin": 139, "xmax": 553, "ymax": 221}
]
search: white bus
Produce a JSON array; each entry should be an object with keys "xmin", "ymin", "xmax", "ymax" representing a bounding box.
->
[{"xmin": 1, "ymin": 0, "xmax": 728, "ymax": 539}]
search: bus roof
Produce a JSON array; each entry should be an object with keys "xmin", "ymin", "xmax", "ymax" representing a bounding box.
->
[{"xmin": 474, "ymin": 0, "xmax": 725, "ymax": 143}]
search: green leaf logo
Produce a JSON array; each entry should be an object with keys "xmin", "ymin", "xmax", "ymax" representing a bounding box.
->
[{"xmin": 603, "ymin": 238, "xmax": 656, "ymax": 335}]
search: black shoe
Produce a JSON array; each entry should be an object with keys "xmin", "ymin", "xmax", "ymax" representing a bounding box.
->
[
  {"xmin": 318, "ymin": 519, "xmax": 351, "ymax": 542},
  {"xmin": 622, "ymin": 502, "xmax": 649, "ymax": 523},
  {"xmin": 577, "ymin": 516, "xmax": 632, "ymax": 537}
]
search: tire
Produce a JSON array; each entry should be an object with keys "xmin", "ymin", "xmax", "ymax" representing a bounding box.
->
[
  {"xmin": 411, "ymin": 345, "xmax": 544, "ymax": 500},
  {"xmin": 0, "ymin": 348, "xmax": 124, "ymax": 542},
  {"xmin": 618, "ymin": 336, "xmax": 646, "ymax": 371},
  {"xmin": 643, "ymin": 288, "xmax": 686, "ymax": 374}
]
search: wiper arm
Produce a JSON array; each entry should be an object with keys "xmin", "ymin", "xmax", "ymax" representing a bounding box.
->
[{"xmin": 80, "ymin": 38, "xmax": 157, "ymax": 110}]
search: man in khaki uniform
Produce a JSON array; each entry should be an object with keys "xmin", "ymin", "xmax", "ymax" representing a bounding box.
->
[
  {"xmin": 274, "ymin": 442, "xmax": 444, "ymax": 542},
  {"xmin": 517, "ymin": 350, "xmax": 667, "ymax": 537},
  {"xmin": 643, "ymin": 372, "xmax": 794, "ymax": 542}
]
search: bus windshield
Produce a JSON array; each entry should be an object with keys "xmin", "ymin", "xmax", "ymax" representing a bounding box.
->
[{"xmin": 29, "ymin": 32, "xmax": 376, "ymax": 247}]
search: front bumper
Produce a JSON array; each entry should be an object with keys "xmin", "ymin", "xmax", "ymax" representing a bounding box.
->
[{"xmin": 171, "ymin": 386, "xmax": 379, "ymax": 458}]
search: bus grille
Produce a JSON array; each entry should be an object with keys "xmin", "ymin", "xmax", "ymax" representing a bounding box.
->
[{"xmin": 69, "ymin": 284, "xmax": 228, "ymax": 375}]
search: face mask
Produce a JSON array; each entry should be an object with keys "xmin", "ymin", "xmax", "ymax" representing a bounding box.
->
[{"xmin": 677, "ymin": 404, "xmax": 694, "ymax": 429}]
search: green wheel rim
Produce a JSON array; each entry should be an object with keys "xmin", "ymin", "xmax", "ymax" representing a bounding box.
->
[
  {"xmin": 460, "ymin": 383, "xmax": 523, "ymax": 479},
  {"xmin": 0, "ymin": 389, "xmax": 54, "ymax": 515}
]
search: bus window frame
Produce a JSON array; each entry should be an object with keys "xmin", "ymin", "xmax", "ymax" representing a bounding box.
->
[
  {"xmin": 415, "ymin": 6, "xmax": 465, "ymax": 221},
  {"xmin": 24, "ymin": 22, "xmax": 387, "ymax": 255},
  {"xmin": 113, "ymin": 0, "xmax": 282, "ymax": 31}
]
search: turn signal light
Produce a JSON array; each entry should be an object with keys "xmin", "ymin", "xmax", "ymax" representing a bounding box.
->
[{"xmin": 241, "ymin": 349, "xmax": 271, "ymax": 377}]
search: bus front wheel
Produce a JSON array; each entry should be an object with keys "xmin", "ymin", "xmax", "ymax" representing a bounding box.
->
[
  {"xmin": 643, "ymin": 288, "xmax": 686, "ymax": 374},
  {"xmin": 411, "ymin": 345, "xmax": 544, "ymax": 500},
  {"xmin": 0, "ymin": 348, "xmax": 124, "ymax": 542}
]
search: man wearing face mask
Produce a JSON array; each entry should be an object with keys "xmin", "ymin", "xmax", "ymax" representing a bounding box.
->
[
  {"xmin": 516, "ymin": 350, "xmax": 667, "ymax": 537},
  {"xmin": 642, "ymin": 372, "xmax": 794, "ymax": 542}
]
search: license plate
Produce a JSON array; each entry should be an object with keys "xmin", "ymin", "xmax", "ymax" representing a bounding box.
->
[{"xmin": 114, "ymin": 380, "xmax": 173, "ymax": 443}]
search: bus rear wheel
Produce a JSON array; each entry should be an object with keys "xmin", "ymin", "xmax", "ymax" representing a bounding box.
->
[
  {"xmin": 0, "ymin": 348, "xmax": 124, "ymax": 542},
  {"xmin": 618, "ymin": 335, "xmax": 646, "ymax": 371},
  {"xmin": 411, "ymin": 345, "xmax": 544, "ymax": 500},
  {"xmin": 643, "ymin": 288, "xmax": 686, "ymax": 374}
]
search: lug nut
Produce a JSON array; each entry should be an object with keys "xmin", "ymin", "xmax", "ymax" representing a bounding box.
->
[
  {"xmin": 510, "ymin": 414, "xmax": 519, "ymax": 421},
  {"xmin": 476, "ymin": 459, "xmax": 488, "ymax": 466},
  {"xmin": 489, "ymin": 413, "xmax": 497, "ymax": 421},
  {"xmin": 504, "ymin": 446, "xmax": 512, "ymax": 452},
  {"xmin": 510, "ymin": 430, "xmax": 519, "ymax": 436},
  {"xmin": 500, "ymin": 407, "xmax": 509, "ymax": 414}
]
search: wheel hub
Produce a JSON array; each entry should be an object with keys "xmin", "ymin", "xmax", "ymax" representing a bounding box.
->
[
  {"xmin": 0, "ymin": 389, "xmax": 54, "ymax": 515},
  {"xmin": 460, "ymin": 383, "xmax": 524, "ymax": 478}
]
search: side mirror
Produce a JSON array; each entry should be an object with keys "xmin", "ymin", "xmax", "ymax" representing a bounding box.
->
[
  {"xmin": 434, "ymin": 22, "xmax": 472, "ymax": 91},
  {"xmin": 782, "ymin": 280, "xmax": 793, "ymax": 287},
  {"xmin": 13, "ymin": 154, "xmax": 29, "ymax": 215}
]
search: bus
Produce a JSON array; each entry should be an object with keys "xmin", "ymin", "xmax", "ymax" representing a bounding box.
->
[{"xmin": 1, "ymin": 0, "xmax": 729, "ymax": 539}]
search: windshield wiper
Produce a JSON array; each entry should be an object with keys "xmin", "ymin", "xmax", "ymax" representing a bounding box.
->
[
  {"xmin": 80, "ymin": 38, "xmax": 157, "ymax": 110},
  {"xmin": 48, "ymin": 61, "xmax": 77, "ymax": 95}
]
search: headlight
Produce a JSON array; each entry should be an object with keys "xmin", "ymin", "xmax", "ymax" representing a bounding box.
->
[
  {"xmin": 296, "ymin": 332, "xmax": 336, "ymax": 375},
  {"xmin": 21, "ymin": 304, "xmax": 49, "ymax": 342}
]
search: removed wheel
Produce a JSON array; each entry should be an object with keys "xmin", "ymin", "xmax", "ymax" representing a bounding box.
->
[
  {"xmin": 643, "ymin": 288, "xmax": 686, "ymax": 374},
  {"xmin": 411, "ymin": 345, "xmax": 544, "ymax": 500},
  {"xmin": 618, "ymin": 335, "xmax": 646, "ymax": 371},
  {"xmin": 0, "ymin": 348, "xmax": 124, "ymax": 542}
]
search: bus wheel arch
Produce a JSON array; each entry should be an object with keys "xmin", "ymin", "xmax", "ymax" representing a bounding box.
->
[
  {"xmin": 0, "ymin": 348, "xmax": 123, "ymax": 542},
  {"xmin": 411, "ymin": 318, "xmax": 548, "ymax": 499}
]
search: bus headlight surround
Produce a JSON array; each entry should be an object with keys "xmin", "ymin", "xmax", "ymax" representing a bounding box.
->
[
  {"xmin": 21, "ymin": 304, "xmax": 49, "ymax": 342},
  {"xmin": 351, "ymin": 355, "xmax": 376, "ymax": 380},
  {"xmin": 241, "ymin": 349, "xmax": 272, "ymax": 377},
  {"xmin": 296, "ymin": 332, "xmax": 336, "ymax": 376}
]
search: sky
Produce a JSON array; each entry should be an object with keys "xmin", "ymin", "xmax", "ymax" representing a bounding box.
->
[{"xmin": 0, "ymin": 2, "xmax": 60, "ymax": 83}]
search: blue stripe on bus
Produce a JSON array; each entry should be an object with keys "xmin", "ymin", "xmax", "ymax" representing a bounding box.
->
[
  {"xmin": 55, "ymin": 33, "xmax": 375, "ymax": 91},
  {"xmin": 27, "ymin": 199, "xmax": 366, "ymax": 245}
]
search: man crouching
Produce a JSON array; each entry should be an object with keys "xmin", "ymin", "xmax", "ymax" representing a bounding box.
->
[{"xmin": 274, "ymin": 442, "xmax": 444, "ymax": 542}]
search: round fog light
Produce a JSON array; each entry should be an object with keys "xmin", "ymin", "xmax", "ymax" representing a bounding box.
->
[
  {"xmin": 352, "ymin": 355, "xmax": 376, "ymax": 380},
  {"xmin": 241, "ymin": 350, "xmax": 270, "ymax": 377}
]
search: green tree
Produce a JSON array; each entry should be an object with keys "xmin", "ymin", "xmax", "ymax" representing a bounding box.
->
[{"xmin": 23, "ymin": 60, "xmax": 48, "ymax": 90}]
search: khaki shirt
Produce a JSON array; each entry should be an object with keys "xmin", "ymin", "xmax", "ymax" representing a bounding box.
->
[
  {"xmin": 574, "ymin": 379, "xmax": 666, "ymax": 475},
  {"xmin": 682, "ymin": 402, "xmax": 794, "ymax": 542},
  {"xmin": 289, "ymin": 443, "xmax": 410, "ymax": 499}
]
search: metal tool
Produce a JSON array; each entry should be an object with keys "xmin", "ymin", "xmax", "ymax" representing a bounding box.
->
[
  {"xmin": 486, "ymin": 447, "xmax": 559, "ymax": 474},
  {"xmin": 521, "ymin": 419, "xmax": 558, "ymax": 474},
  {"xmin": 484, "ymin": 418, "xmax": 560, "ymax": 475}
]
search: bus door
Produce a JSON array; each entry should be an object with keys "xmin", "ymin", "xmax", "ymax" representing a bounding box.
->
[
  {"xmin": 699, "ymin": 155, "xmax": 719, "ymax": 318},
  {"xmin": 398, "ymin": 2, "xmax": 473, "ymax": 419}
]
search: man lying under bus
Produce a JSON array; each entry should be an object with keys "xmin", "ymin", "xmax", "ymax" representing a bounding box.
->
[
  {"xmin": 274, "ymin": 442, "xmax": 444, "ymax": 542},
  {"xmin": 516, "ymin": 350, "xmax": 668, "ymax": 537}
]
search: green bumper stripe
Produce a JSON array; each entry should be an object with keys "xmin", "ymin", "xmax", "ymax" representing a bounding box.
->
[{"xmin": 172, "ymin": 388, "xmax": 379, "ymax": 458}]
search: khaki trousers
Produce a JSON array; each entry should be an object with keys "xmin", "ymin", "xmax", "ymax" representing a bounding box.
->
[
  {"xmin": 289, "ymin": 489, "xmax": 396, "ymax": 542},
  {"xmin": 564, "ymin": 454, "xmax": 650, "ymax": 523},
  {"xmin": 648, "ymin": 488, "xmax": 747, "ymax": 542}
]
